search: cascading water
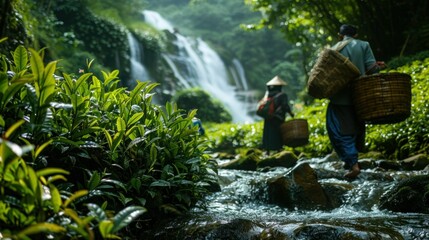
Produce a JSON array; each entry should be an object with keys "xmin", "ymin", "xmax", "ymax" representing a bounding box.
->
[
  {"xmin": 142, "ymin": 10, "xmax": 254, "ymax": 123},
  {"xmin": 231, "ymin": 58, "xmax": 248, "ymax": 90},
  {"xmin": 127, "ymin": 32, "xmax": 151, "ymax": 85},
  {"xmin": 144, "ymin": 156, "xmax": 429, "ymax": 239},
  {"xmin": 230, "ymin": 59, "xmax": 258, "ymax": 115}
]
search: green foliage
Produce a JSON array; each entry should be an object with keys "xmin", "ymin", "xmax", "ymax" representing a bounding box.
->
[
  {"xmin": 0, "ymin": 121, "xmax": 113, "ymax": 239},
  {"xmin": 52, "ymin": 0, "xmax": 129, "ymax": 79},
  {"xmin": 206, "ymin": 121, "xmax": 263, "ymax": 154},
  {"xmin": 172, "ymin": 87, "xmax": 232, "ymax": 123},
  {"xmin": 0, "ymin": 0, "xmax": 28, "ymax": 54},
  {"xmin": 85, "ymin": 0, "xmax": 146, "ymax": 25},
  {"xmin": 245, "ymin": 0, "xmax": 429, "ymax": 67},
  {"xmin": 366, "ymin": 58, "xmax": 429, "ymax": 159},
  {"xmin": 208, "ymin": 56, "xmax": 429, "ymax": 161},
  {"xmin": 387, "ymin": 51, "xmax": 429, "ymax": 70},
  {"xmin": 0, "ymin": 45, "xmax": 219, "ymax": 237},
  {"xmin": 206, "ymin": 100, "xmax": 330, "ymax": 157}
]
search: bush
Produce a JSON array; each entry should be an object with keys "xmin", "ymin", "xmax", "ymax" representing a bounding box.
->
[
  {"xmin": 387, "ymin": 50, "xmax": 429, "ymax": 69},
  {"xmin": 0, "ymin": 45, "xmax": 218, "ymax": 238},
  {"xmin": 172, "ymin": 87, "xmax": 232, "ymax": 123}
]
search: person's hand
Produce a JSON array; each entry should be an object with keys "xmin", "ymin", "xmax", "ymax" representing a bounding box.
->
[{"xmin": 377, "ymin": 61, "xmax": 387, "ymax": 69}]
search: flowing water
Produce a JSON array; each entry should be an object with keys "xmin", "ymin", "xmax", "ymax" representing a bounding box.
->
[
  {"xmin": 127, "ymin": 32, "xmax": 152, "ymax": 85},
  {"xmin": 148, "ymin": 157, "xmax": 429, "ymax": 239},
  {"xmin": 142, "ymin": 10, "xmax": 255, "ymax": 123}
]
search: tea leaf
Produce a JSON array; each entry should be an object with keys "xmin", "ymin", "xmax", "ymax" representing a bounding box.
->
[
  {"xmin": 111, "ymin": 206, "xmax": 147, "ymax": 233},
  {"xmin": 13, "ymin": 45, "xmax": 28, "ymax": 72}
]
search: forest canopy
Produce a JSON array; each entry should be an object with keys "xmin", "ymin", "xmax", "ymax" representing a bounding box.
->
[{"xmin": 245, "ymin": 0, "xmax": 429, "ymax": 65}]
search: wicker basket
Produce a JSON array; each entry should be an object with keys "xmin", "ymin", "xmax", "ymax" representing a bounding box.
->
[
  {"xmin": 307, "ymin": 48, "xmax": 360, "ymax": 99},
  {"xmin": 281, "ymin": 119, "xmax": 309, "ymax": 147},
  {"xmin": 353, "ymin": 73, "xmax": 411, "ymax": 124}
]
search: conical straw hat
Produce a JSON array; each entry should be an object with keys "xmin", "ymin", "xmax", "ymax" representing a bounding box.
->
[{"xmin": 266, "ymin": 75, "xmax": 287, "ymax": 86}]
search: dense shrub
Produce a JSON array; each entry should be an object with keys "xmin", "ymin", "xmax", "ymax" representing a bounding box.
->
[
  {"xmin": 172, "ymin": 87, "xmax": 232, "ymax": 123},
  {"xmin": 206, "ymin": 122, "xmax": 263, "ymax": 154},
  {"xmin": 387, "ymin": 50, "xmax": 429, "ymax": 69},
  {"xmin": 52, "ymin": 0, "xmax": 130, "ymax": 84},
  {"xmin": 0, "ymin": 46, "xmax": 218, "ymax": 238}
]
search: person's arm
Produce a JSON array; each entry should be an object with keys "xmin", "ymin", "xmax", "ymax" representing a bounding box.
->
[{"xmin": 364, "ymin": 42, "xmax": 385, "ymax": 74}]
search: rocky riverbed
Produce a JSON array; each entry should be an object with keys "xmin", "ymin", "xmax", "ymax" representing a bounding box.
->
[{"xmin": 142, "ymin": 151, "xmax": 429, "ymax": 239}]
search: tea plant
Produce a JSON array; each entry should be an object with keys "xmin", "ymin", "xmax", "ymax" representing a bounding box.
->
[
  {"xmin": 0, "ymin": 45, "xmax": 219, "ymax": 237},
  {"xmin": 0, "ymin": 121, "xmax": 146, "ymax": 239}
]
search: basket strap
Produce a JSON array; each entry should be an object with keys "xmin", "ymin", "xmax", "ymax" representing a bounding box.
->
[{"xmin": 332, "ymin": 38, "xmax": 353, "ymax": 52}]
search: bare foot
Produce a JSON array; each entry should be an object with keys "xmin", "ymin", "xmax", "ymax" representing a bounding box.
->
[{"xmin": 344, "ymin": 163, "xmax": 360, "ymax": 179}]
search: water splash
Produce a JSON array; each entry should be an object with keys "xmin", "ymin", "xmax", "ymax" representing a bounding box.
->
[{"xmin": 187, "ymin": 157, "xmax": 429, "ymax": 239}]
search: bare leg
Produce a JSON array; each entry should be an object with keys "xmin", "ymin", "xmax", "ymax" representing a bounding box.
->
[{"xmin": 344, "ymin": 163, "xmax": 360, "ymax": 179}]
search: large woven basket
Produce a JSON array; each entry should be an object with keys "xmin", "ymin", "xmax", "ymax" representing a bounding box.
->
[
  {"xmin": 281, "ymin": 119, "xmax": 309, "ymax": 147},
  {"xmin": 353, "ymin": 73, "xmax": 411, "ymax": 124},
  {"xmin": 307, "ymin": 48, "xmax": 360, "ymax": 99}
]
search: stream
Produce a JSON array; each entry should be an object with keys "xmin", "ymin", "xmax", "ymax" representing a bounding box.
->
[{"xmin": 144, "ymin": 157, "xmax": 429, "ymax": 240}]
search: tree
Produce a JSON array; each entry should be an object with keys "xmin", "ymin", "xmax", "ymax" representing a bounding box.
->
[{"xmin": 245, "ymin": 0, "xmax": 429, "ymax": 64}]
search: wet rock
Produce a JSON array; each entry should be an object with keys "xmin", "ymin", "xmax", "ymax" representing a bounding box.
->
[
  {"xmin": 144, "ymin": 217, "xmax": 269, "ymax": 240},
  {"xmin": 321, "ymin": 182, "xmax": 353, "ymax": 208},
  {"xmin": 376, "ymin": 160, "xmax": 401, "ymax": 171},
  {"xmin": 294, "ymin": 224, "xmax": 355, "ymax": 240},
  {"xmin": 259, "ymin": 228, "xmax": 291, "ymax": 239},
  {"xmin": 292, "ymin": 223, "xmax": 395, "ymax": 239},
  {"xmin": 357, "ymin": 158, "xmax": 376, "ymax": 170},
  {"xmin": 267, "ymin": 163, "xmax": 331, "ymax": 210},
  {"xmin": 314, "ymin": 168, "xmax": 343, "ymax": 179},
  {"xmin": 257, "ymin": 151, "xmax": 297, "ymax": 169},
  {"xmin": 213, "ymin": 152, "xmax": 236, "ymax": 160},
  {"xmin": 323, "ymin": 151, "xmax": 341, "ymax": 162},
  {"xmin": 379, "ymin": 175, "xmax": 429, "ymax": 213},
  {"xmin": 359, "ymin": 151, "xmax": 385, "ymax": 160},
  {"xmin": 220, "ymin": 150, "xmax": 298, "ymax": 171},
  {"xmin": 219, "ymin": 151, "xmax": 259, "ymax": 171},
  {"xmin": 400, "ymin": 153, "xmax": 429, "ymax": 170},
  {"xmin": 204, "ymin": 218, "xmax": 265, "ymax": 239}
]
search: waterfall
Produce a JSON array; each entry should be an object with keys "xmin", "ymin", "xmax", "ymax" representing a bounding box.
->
[
  {"xmin": 231, "ymin": 59, "xmax": 248, "ymax": 91},
  {"xmin": 127, "ymin": 32, "xmax": 151, "ymax": 85},
  {"xmin": 230, "ymin": 58, "xmax": 258, "ymax": 116},
  {"xmin": 142, "ymin": 10, "xmax": 253, "ymax": 123}
]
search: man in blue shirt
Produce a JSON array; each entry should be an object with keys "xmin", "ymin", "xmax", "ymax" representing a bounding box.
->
[{"xmin": 327, "ymin": 24, "xmax": 386, "ymax": 179}]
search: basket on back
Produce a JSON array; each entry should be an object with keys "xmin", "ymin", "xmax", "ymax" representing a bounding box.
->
[
  {"xmin": 353, "ymin": 73, "xmax": 411, "ymax": 124},
  {"xmin": 280, "ymin": 119, "xmax": 309, "ymax": 147},
  {"xmin": 307, "ymin": 41, "xmax": 360, "ymax": 99}
]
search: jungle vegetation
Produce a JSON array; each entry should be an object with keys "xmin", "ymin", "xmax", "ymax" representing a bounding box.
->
[{"xmin": 1, "ymin": 0, "xmax": 429, "ymax": 239}]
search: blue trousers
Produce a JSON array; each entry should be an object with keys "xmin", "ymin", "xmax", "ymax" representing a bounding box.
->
[{"xmin": 326, "ymin": 104, "xmax": 363, "ymax": 169}]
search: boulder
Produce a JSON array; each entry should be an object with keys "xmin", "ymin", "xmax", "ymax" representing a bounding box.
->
[
  {"xmin": 219, "ymin": 150, "xmax": 259, "ymax": 171},
  {"xmin": 379, "ymin": 175, "xmax": 429, "ymax": 213},
  {"xmin": 267, "ymin": 162, "xmax": 331, "ymax": 210},
  {"xmin": 257, "ymin": 150, "xmax": 297, "ymax": 169},
  {"xmin": 358, "ymin": 158, "xmax": 376, "ymax": 170},
  {"xmin": 376, "ymin": 160, "xmax": 401, "ymax": 171},
  {"xmin": 400, "ymin": 153, "xmax": 429, "ymax": 170}
]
